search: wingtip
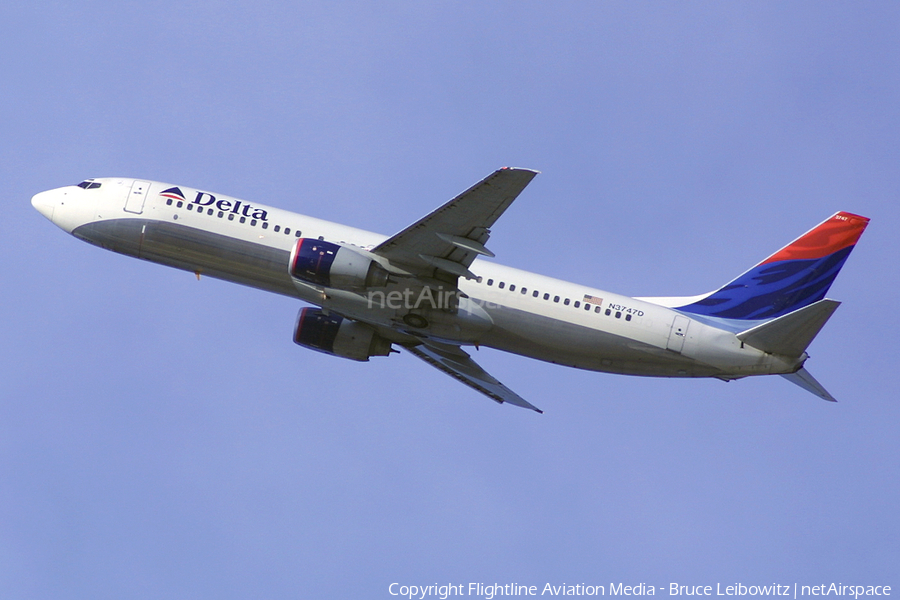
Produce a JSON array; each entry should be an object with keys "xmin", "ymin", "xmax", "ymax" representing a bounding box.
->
[{"xmin": 499, "ymin": 166, "xmax": 541, "ymax": 175}]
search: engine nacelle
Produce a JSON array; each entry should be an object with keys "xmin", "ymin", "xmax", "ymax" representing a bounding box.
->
[
  {"xmin": 289, "ymin": 238, "xmax": 389, "ymax": 290},
  {"xmin": 293, "ymin": 308, "xmax": 393, "ymax": 362}
]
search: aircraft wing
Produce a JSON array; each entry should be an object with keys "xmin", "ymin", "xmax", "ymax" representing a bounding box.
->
[
  {"xmin": 372, "ymin": 167, "xmax": 538, "ymax": 280},
  {"xmin": 404, "ymin": 341, "xmax": 543, "ymax": 413}
]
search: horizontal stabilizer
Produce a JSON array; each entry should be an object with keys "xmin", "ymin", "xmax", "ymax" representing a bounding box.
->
[
  {"xmin": 737, "ymin": 299, "xmax": 840, "ymax": 357},
  {"xmin": 781, "ymin": 367, "xmax": 837, "ymax": 402}
]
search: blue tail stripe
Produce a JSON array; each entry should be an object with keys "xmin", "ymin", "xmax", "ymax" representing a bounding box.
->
[{"xmin": 677, "ymin": 246, "xmax": 853, "ymax": 320}]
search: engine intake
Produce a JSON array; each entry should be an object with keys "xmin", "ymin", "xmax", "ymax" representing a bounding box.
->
[
  {"xmin": 293, "ymin": 308, "xmax": 392, "ymax": 362},
  {"xmin": 289, "ymin": 238, "xmax": 389, "ymax": 290}
]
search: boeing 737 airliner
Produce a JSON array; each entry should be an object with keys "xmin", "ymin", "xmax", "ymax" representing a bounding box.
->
[{"xmin": 32, "ymin": 169, "xmax": 869, "ymax": 412}]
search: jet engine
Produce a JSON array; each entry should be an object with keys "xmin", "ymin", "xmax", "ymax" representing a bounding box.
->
[
  {"xmin": 293, "ymin": 308, "xmax": 393, "ymax": 362},
  {"xmin": 289, "ymin": 238, "xmax": 389, "ymax": 290}
]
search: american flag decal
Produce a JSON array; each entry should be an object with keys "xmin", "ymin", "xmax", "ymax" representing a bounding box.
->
[{"xmin": 583, "ymin": 294, "xmax": 604, "ymax": 305}]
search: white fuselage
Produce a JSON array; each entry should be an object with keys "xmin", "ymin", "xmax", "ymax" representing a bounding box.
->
[{"xmin": 31, "ymin": 178, "xmax": 801, "ymax": 381}]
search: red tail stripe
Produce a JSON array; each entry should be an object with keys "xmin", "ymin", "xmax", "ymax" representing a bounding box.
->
[{"xmin": 761, "ymin": 211, "xmax": 869, "ymax": 265}]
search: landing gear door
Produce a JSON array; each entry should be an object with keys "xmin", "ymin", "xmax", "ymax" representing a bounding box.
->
[
  {"xmin": 124, "ymin": 180, "xmax": 150, "ymax": 214},
  {"xmin": 667, "ymin": 314, "xmax": 690, "ymax": 353}
]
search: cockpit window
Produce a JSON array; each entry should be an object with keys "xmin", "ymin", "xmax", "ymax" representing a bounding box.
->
[{"xmin": 76, "ymin": 180, "xmax": 102, "ymax": 190}]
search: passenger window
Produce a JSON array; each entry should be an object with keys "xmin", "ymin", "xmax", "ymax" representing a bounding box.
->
[
  {"xmin": 285, "ymin": 228, "xmax": 291, "ymax": 235},
  {"xmin": 499, "ymin": 282, "xmax": 505, "ymax": 289},
  {"xmin": 274, "ymin": 225, "xmax": 281, "ymax": 232},
  {"xmin": 533, "ymin": 290, "xmax": 539, "ymax": 298},
  {"xmin": 296, "ymin": 231, "xmax": 302, "ymax": 237},
  {"xmin": 574, "ymin": 301, "xmax": 581, "ymax": 308},
  {"xmin": 251, "ymin": 219, "xmax": 257, "ymax": 226},
  {"xmin": 228, "ymin": 214, "xmax": 234, "ymax": 221},
  {"xmin": 626, "ymin": 314, "xmax": 632, "ymax": 321},
  {"xmin": 595, "ymin": 306, "xmax": 602, "ymax": 313},
  {"xmin": 262, "ymin": 222, "xmax": 268, "ymax": 229},
  {"xmin": 487, "ymin": 279, "xmax": 494, "ymax": 286},
  {"xmin": 218, "ymin": 211, "xmax": 224, "ymax": 218},
  {"xmin": 584, "ymin": 304, "xmax": 591, "ymax": 311},
  {"xmin": 615, "ymin": 312, "xmax": 622, "ymax": 319},
  {"xmin": 207, "ymin": 208, "xmax": 213, "ymax": 215},
  {"xmin": 166, "ymin": 199, "xmax": 172, "ymax": 206},
  {"xmin": 564, "ymin": 299, "xmax": 570, "ymax": 306},
  {"xmin": 543, "ymin": 293, "xmax": 549, "ymax": 300},
  {"xmin": 554, "ymin": 296, "xmax": 560, "ymax": 303},
  {"xmin": 521, "ymin": 287, "xmax": 527, "ymax": 295},
  {"xmin": 240, "ymin": 216, "xmax": 246, "ymax": 223},
  {"xmin": 509, "ymin": 284, "xmax": 516, "ymax": 292},
  {"xmin": 187, "ymin": 204, "xmax": 193, "ymax": 211},
  {"xmin": 177, "ymin": 201, "xmax": 183, "ymax": 208},
  {"xmin": 605, "ymin": 309, "xmax": 611, "ymax": 316}
]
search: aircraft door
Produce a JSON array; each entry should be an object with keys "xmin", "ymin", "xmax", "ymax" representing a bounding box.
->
[
  {"xmin": 666, "ymin": 314, "xmax": 690, "ymax": 353},
  {"xmin": 124, "ymin": 180, "xmax": 150, "ymax": 214}
]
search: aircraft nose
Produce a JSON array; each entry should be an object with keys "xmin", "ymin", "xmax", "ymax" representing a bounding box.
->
[{"xmin": 31, "ymin": 189, "xmax": 56, "ymax": 221}]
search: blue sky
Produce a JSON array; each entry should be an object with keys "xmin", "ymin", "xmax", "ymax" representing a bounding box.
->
[{"xmin": 3, "ymin": 2, "xmax": 898, "ymax": 598}]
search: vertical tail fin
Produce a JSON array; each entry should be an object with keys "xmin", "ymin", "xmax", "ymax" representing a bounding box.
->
[{"xmin": 677, "ymin": 212, "xmax": 869, "ymax": 321}]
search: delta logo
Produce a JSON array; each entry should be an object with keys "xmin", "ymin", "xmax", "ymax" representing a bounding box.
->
[
  {"xmin": 160, "ymin": 187, "xmax": 186, "ymax": 202},
  {"xmin": 159, "ymin": 187, "xmax": 269, "ymax": 221}
]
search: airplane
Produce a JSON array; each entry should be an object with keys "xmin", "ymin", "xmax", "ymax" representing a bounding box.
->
[{"xmin": 31, "ymin": 168, "xmax": 869, "ymax": 413}]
